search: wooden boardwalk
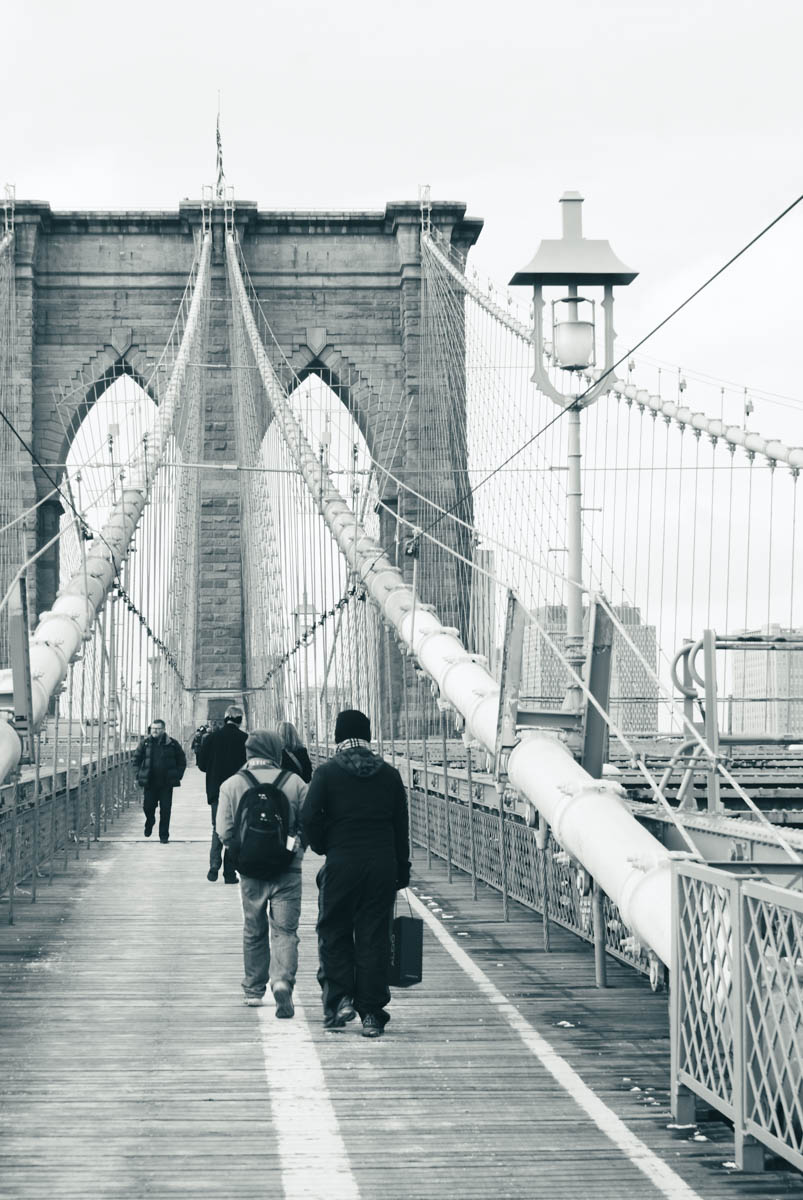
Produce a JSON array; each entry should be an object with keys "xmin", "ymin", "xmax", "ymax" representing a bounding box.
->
[{"xmin": 1, "ymin": 766, "xmax": 802, "ymax": 1199}]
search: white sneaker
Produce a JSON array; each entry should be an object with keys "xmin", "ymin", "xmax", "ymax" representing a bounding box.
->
[{"xmin": 243, "ymin": 995, "xmax": 264, "ymax": 1007}]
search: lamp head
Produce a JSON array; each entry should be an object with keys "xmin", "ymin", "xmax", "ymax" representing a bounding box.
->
[{"xmin": 509, "ymin": 192, "xmax": 638, "ymax": 288}]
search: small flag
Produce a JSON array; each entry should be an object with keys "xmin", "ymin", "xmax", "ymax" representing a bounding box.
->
[{"xmin": 215, "ymin": 112, "xmax": 225, "ymax": 199}]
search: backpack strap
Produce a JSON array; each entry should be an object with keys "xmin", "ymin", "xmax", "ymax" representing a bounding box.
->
[
  {"xmin": 238, "ymin": 767, "xmax": 290, "ymax": 791},
  {"xmin": 285, "ymin": 750, "xmax": 303, "ymax": 775}
]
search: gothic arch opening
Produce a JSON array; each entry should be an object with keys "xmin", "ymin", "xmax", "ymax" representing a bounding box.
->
[
  {"xmin": 58, "ymin": 373, "xmax": 165, "ymax": 735},
  {"xmin": 59, "ymin": 373, "xmax": 157, "ymax": 585}
]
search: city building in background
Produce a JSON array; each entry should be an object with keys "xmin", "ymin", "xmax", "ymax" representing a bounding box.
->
[
  {"xmin": 521, "ymin": 604, "xmax": 658, "ymax": 735},
  {"xmin": 731, "ymin": 625, "xmax": 803, "ymax": 737}
]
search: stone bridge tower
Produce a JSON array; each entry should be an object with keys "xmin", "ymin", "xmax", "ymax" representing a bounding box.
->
[{"xmin": 10, "ymin": 198, "xmax": 482, "ymax": 722}]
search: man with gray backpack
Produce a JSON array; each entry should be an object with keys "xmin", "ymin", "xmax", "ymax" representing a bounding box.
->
[{"xmin": 216, "ymin": 729, "xmax": 308, "ymax": 1015}]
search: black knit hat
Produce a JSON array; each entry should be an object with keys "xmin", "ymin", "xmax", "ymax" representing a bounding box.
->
[{"xmin": 334, "ymin": 709, "xmax": 371, "ymax": 744}]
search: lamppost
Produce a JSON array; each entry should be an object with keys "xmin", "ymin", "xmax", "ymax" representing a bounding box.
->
[{"xmin": 510, "ymin": 192, "xmax": 637, "ymax": 712}]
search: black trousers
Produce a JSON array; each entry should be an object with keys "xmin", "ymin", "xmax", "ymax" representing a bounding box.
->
[
  {"xmin": 143, "ymin": 786, "xmax": 173, "ymax": 840},
  {"xmin": 316, "ymin": 854, "xmax": 396, "ymax": 1021}
]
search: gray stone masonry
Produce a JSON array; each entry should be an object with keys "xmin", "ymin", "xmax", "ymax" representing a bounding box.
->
[{"xmin": 12, "ymin": 199, "xmax": 482, "ymax": 702}]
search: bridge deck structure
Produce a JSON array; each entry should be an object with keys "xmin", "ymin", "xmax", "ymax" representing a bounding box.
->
[{"xmin": 2, "ymin": 768, "xmax": 802, "ymax": 1200}]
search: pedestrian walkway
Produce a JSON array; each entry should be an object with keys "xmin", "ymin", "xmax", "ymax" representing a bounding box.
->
[{"xmin": 1, "ymin": 767, "xmax": 802, "ymax": 1199}]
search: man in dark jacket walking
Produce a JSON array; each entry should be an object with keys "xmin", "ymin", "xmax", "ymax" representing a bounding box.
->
[
  {"xmin": 133, "ymin": 719, "xmax": 187, "ymax": 843},
  {"xmin": 301, "ymin": 708, "xmax": 410, "ymax": 1039},
  {"xmin": 196, "ymin": 705, "xmax": 247, "ymax": 883}
]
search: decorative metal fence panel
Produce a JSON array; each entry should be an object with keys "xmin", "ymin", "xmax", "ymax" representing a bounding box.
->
[
  {"xmin": 408, "ymin": 787, "xmax": 650, "ymax": 975},
  {"xmin": 671, "ymin": 861, "xmax": 803, "ymax": 1173},
  {"xmin": 672, "ymin": 863, "xmax": 739, "ymax": 1119},
  {"xmin": 742, "ymin": 879, "xmax": 803, "ymax": 1171}
]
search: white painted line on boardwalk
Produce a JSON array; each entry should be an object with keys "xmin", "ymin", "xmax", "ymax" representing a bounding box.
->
[
  {"xmin": 408, "ymin": 891, "xmax": 704, "ymax": 1200},
  {"xmin": 257, "ymin": 995, "xmax": 360, "ymax": 1200}
]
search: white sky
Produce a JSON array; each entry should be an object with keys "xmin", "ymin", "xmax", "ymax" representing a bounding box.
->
[{"xmin": 4, "ymin": 0, "xmax": 802, "ymax": 440}]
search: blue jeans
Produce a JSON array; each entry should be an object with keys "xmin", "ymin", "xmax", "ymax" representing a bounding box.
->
[{"xmin": 240, "ymin": 869, "xmax": 302, "ymax": 998}]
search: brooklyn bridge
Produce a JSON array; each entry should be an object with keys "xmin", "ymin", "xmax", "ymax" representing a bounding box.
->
[{"xmin": 0, "ymin": 182, "xmax": 801, "ymax": 1197}]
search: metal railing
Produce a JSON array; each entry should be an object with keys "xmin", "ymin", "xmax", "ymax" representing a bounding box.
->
[
  {"xmin": 0, "ymin": 747, "xmax": 138, "ymax": 922},
  {"xmin": 671, "ymin": 860, "xmax": 803, "ymax": 1172},
  {"xmin": 407, "ymin": 785, "xmax": 657, "ymax": 981}
]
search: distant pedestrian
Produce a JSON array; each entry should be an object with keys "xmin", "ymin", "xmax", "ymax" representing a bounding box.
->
[
  {"xmin": 216, "ymin": 730, "xmax": 308, "ymax": 1014},
  {"xmin": 301, "ymin": 708, "xmax": 410, "ymax": 1038},
  {"xmin": 277, "ymin": 719, "xmax": 313, "ymax": 783},
  {"xmin": 196, "ymin": 705, "xmax": 247, "ymax": 884},
  {"xmin": 190, "ymin": 724, "xmax": 208, "ymax": 760},
  {"xmin": 133, "ymin": 719, "xmax": 187, "ymax": 844}
]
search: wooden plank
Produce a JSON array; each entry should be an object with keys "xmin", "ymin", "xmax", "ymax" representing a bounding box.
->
[{"xmin": 0, "ymin": 766, "xmax": 801, "ymax": 1198}]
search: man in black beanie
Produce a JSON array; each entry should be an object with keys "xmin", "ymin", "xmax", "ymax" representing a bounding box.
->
[
  {"xmin": 301, "ymin": 708, "xmax": 410, "ymax": 1038},
  {"xmin": 196, "ymin": 704, "xmax": 247, "ymax": 883}
]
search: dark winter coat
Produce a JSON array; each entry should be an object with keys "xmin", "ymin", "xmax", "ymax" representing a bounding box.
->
[
  {"xmin": 196, "ymin": 720, "xmax": 248, "ymax": 804},
  {"xmin": 134, "ymin": 734, "xmax": 187, "ymax": 789},
  {"xmin": 281, "ymin": 745, "xmax": 313, "ymax": 784},
  {"xmin": 300, "ymin": 745, "xmax": 410, "ymax": 888}
]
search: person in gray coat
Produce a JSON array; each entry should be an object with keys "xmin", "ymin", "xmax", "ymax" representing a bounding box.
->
[{"xmin": 216, "ymin": 730, "xmax": 308, "ymax": 1016}]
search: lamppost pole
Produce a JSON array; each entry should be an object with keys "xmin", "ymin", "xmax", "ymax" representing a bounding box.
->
[
  {"xmin": 565, "ymin": 403, "xmax": 584, "ymax": 711},
  {"xmin": 511, "ymin": 192, "xmax": 638, "ymax": 715}
]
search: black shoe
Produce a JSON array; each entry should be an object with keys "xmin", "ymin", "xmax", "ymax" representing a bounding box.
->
[
  {"xmin": 273, "ymin": 983, "xmax": 295, "ymax": 1020},
  {"xmin": 159, "ymin": 836, "xmax": 169, "ymax": 844},
  {"xmin": 362, "ymin": 1013, "xmax": 384, "ymax": 1039},
  {"xmin": 224, "ymin": 874, "xmax": 238, "ymax": 885},
  {"xmin": 336, "ymin": 996, "xmax": 356, "ymax": 1024},
  {"xmin": 207, "ymin": 868, "xmax": 219, "ymax": 882},
  {"xmin": 323, "ymin": 996, "xmax": 356, "ymax": 1031},
  {"xmin": 144, "ymin": 820, "xmax": 154, "ymax": 837}
]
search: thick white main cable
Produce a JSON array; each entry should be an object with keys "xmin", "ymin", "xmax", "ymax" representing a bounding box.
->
[{"xmin": 228, "ymin": 233, "xmax": 677, "ymax": 967}]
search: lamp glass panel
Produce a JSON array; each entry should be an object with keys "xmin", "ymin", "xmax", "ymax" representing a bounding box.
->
[{"xmin": 554, "ymin": 321, "xmax": 594, "ymax": 370}]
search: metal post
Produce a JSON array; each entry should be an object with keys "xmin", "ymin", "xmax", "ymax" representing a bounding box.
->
[
  {"xmin": 564, "ymin": 403, "xmax": 585, "ymax": 713},
  {"xmin": 498, "ymin": 782, "xmax": 509, "ymax": 921},
  {"xmin": 670, "ymin": 863, "xmax": 697, "ymax": 1125},
  {"xmin": 9, "ymin": 578, "xmax": 34, "ymax": 757},
  {"xmin": 702, "ymin": 629, "xmax": 722, "ymax": 813},
  {"xmin": 440, "ymin": 706, "xmax": 453, "ymax": 883},
  {"xmin": 536, "ymin": 830, "xmax": 551, "ymax": 952},
  {"xmin": 50, "ymin": 694, "xmax": 60, "ymax": 884},
  {"xmin": 8, "ymin": 773, "xmax": 19, "ymax": 924},
  {"xmin": 107, "ymin": 593, "xmax": 118, "ymax": 820},
  {"xmin": 63, "ymin": 677, "xmax": 71, "ymax": 870},
  {"xmin": 402, "ymin": 652, "xmax": 414, "ymax": 859},
  {"xmin": 95, "ymin": 615, "xmax": 107, "ymax": 839},
  {"xmin": 422, "ymin": 687, "xmax": 432, "ymax": 869},
  {"xmin": 591, "ymin": 884, "xmax": 607, "ymax": 987},
  {"xmin": 733, "ymin": 878, "xmax": 765, "ymax": 1171},
  {"xmin": 31, "ymin": 732, "xmax": 41, "ymax": 902},
  {"xmin": 582, "ymin": 600, "xmax": 614, "ymax": 988},
  {"xmin": 384, "ymin": 626, "xmax": 396, "ymax": 763},
  {"xmin": 464, "ymin": 736, "xmax": 478, "ymax": 900}
]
